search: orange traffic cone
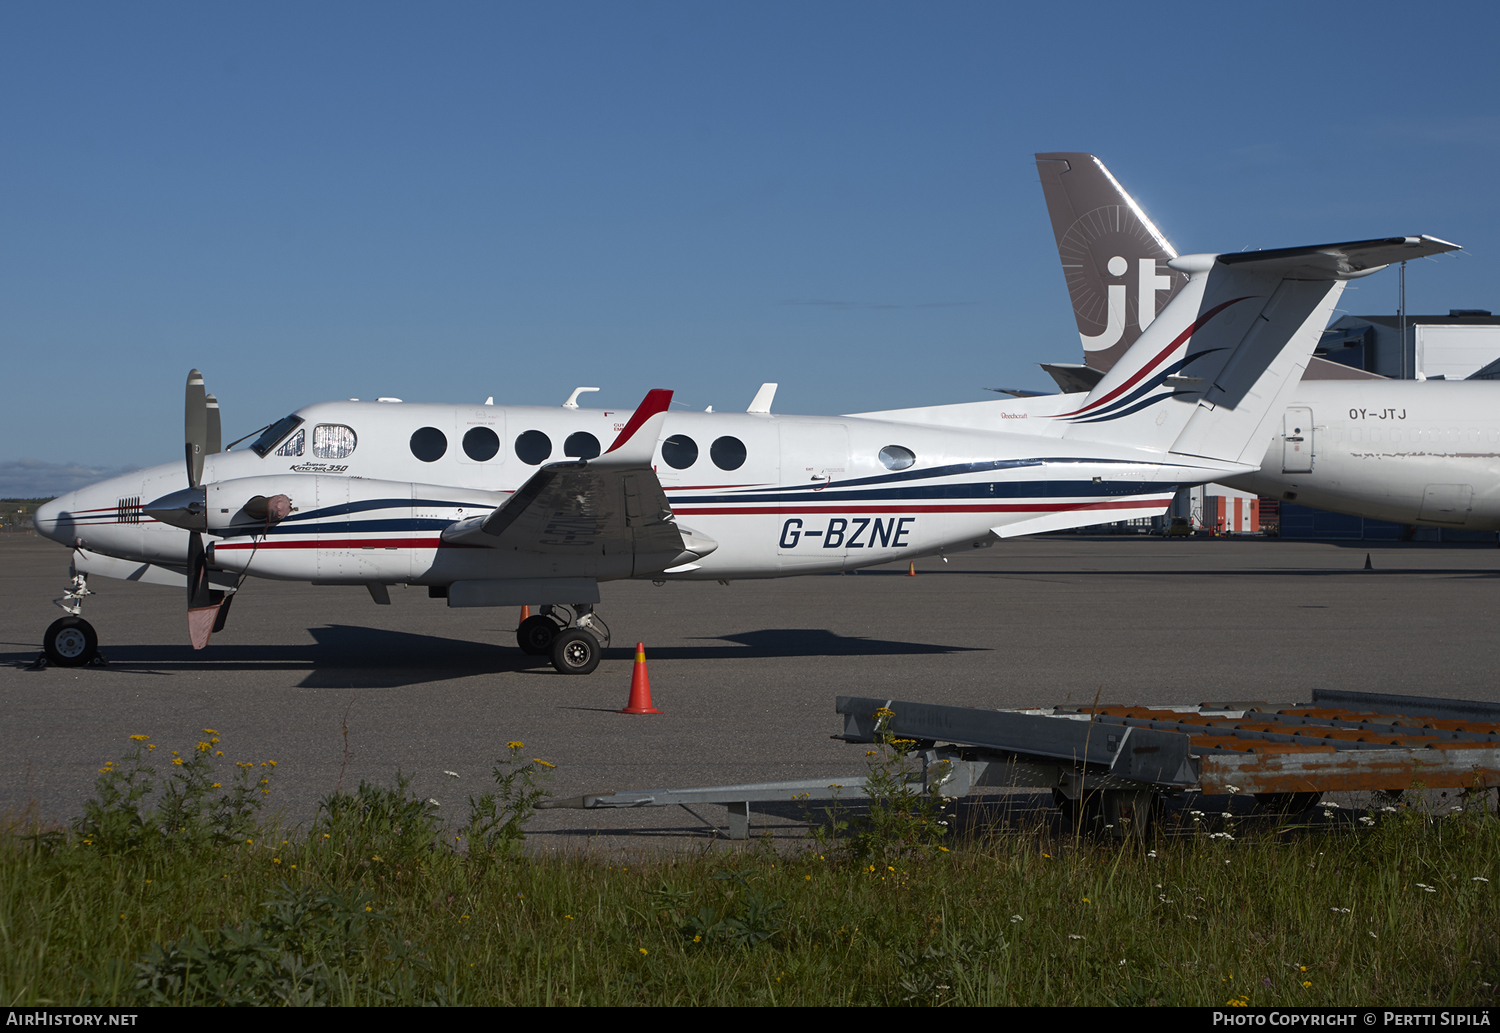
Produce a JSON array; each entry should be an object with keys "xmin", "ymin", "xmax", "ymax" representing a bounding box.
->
[
  {"xmin": 518, "ymin": 605, "xmax": 531, "ymax": 628},
  {"xmin": 907, "ymin": 561, "xmax": 916, "ymax": 576},
  {"xmin": 619, "ymin": 643, "xmax": 662, "ymax": 714}
]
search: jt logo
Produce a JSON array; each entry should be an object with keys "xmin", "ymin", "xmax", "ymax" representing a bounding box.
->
[{"xmin": 1082, "ymin": 256, "xmax": 1173, "ymax": 352}]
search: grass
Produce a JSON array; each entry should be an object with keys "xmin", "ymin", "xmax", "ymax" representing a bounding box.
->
[{"xmin": 1, "ymin": 731, "xmax": 1497, "ymax": 1006}]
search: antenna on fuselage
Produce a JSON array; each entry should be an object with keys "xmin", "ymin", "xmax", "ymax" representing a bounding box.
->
[
  {"xmin": 746, "ymin": 383, "xmax": 777, "ymax": 413},
  {"xmin": 564, "ymin": 387, "xmax": 600, "ymax": 409}
]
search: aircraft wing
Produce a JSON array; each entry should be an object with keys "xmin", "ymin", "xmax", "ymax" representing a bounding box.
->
[{"xmin": 441, "ymin": 389, "xmax": 715, "ymax": 574}]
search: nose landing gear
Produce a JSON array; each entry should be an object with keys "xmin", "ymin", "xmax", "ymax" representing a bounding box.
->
[
  {"xmin": 36, "ymin": 572, "xmax": 101, "ymax": 668},
  {"xmin": 514, "ymin": 603, "xmax": 610, "ymax": 675}
]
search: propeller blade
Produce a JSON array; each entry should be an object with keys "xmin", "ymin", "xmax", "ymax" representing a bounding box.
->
[
  {"xmin": 206, "ymin": 393, "xmax": 222, "ymax": 455},
  {"xmin": 185, "ymin": 369, "xmax": 207, "ymax": 488},
  {"xmin": 186, "ymin": 530, "xmax": 223, "ymax": 650}
]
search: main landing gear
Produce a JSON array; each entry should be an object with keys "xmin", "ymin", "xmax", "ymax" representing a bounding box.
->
[
  {"xmin": 516, "ymin": 603, "xmax": 611, "ymax": 676},
  {"xmin": 37, "ymin": 573, "xmax": 102, "ymax": 668}
]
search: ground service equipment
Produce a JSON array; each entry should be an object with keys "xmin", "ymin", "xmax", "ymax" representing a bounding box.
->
[{"xmin": 541, "ymin": 689, "xmax": 1500, "ymax": 839}]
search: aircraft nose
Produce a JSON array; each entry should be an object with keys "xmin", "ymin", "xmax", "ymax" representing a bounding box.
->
[{"xmin": 33, "ymin": 494, "xmax": 70, "ymax": 544}]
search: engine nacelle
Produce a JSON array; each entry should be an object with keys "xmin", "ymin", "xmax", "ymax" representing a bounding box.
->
[{"xmin": 145, "ymin": 475, "xmax": 321, "ymax": 534}]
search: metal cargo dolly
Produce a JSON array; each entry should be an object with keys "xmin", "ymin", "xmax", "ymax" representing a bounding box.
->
[{"xmin": 541, "ymin": 688, "xmax": 1500, "ymax": 839}]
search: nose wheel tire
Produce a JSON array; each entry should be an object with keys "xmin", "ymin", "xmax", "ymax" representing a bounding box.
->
[
  {"xmin": 517, "ymin": 615, "xmax": 560, "ymax": 656},
  {"xmin": 43, "ymin": 616, "xmax": 98, "ymax": 667},
  {"xmin": 550, "ymin": 628, "xmax": 601, "ymax": 675}
]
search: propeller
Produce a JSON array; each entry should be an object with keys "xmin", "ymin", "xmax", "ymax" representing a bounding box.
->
[
  {"xmin": 144, "ymin": 371, "xmax": 289, "ymax": 649},
  {"xmin": 183, "ymin": 370, "xmax": 226, "ymax": 649}
]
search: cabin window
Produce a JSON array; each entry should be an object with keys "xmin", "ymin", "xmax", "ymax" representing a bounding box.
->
[
  {"xmin": 879, "ymin": 445, "xmax": 916, "ymax": 471},
  {"xmin": 313, "ymin": 424, "xmax": 357, "ymax": 459},
  {"xmin": 710, "ymin": 436, "xmax": 746, "ymax": 471},
  {"xmin": 275, "ymin": 429, "xmax": 305, "ymax": 457},
  {"xmin": 565, "ymin": 431, "xmax": 601, "ymax": 459},
  {"xmin": 463, "ymin": 426, "xmax": 500, "ymax": 461},
  {"xmin": 410, "ymin": 427, "xmax": 448, "ymax": 462},
  {"xmin": 662, "ymin": 434, "xmax": 698, "ymax": 469},
  {"xmin": 252, "ymin": 415, "xmax": 304, "ymax": 457},
  {"xmin": 515, "ymin": 430, "xmax": 552, "ymax": 465}
]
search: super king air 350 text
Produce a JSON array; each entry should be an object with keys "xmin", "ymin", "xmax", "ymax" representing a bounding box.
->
[{"xmin": 33, "ymin": 229, "xmax": 1458, "ymax": 673}]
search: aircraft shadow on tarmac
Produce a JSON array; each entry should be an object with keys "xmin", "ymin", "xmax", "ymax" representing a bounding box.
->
[{"xmin": 6, "ymin": 625, "xmax": 983, "ymax": 689}]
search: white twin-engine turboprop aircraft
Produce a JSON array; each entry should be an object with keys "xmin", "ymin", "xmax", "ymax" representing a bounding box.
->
[{"xmin": 33, "ymin": 229, "xmax": 1456, "ymax": 674}]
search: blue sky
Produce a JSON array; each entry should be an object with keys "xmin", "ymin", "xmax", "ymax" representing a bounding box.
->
[{"xmin": 3, "ymin": 2, "xmax": 1497, "ymax": 496}]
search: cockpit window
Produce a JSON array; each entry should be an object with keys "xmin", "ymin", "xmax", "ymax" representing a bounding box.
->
[
  {"xmin": 251, "ymin": 415, "xmax": 305, "ymax": 457},
  {"xmin": 313, "ymin": 424, "xmax": 357, "ymax": 459},
  {"xmin": 276, "ymin": 429, "xmax": 305, "ymax": 457}
]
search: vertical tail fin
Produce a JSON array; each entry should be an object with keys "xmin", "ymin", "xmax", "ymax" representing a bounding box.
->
[{"xmin": 1036, "ymin": 153, "xmax": 1187, "ymax": 374}]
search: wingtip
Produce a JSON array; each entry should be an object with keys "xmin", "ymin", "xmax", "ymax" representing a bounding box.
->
[{"xmin": 604, "ymin": 388, "xmax": 674, "ymax": 454}]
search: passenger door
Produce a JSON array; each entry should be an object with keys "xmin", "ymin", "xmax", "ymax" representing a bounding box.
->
[{"xmin": 1282, "ymin": 407, "xmax": 1314, "ymax": 473}]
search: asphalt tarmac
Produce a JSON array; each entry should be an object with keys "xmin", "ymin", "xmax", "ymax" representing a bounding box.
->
[{"xmin": 4, "ymin": 533, "xmax": 1499, "ymax": 852}]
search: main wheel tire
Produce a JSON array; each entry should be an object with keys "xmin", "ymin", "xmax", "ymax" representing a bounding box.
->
[
  {"xmin": 550, "ymin": 628, "xmax": 601, "ymax": 675},
  {"xmin": 517, "ymin": 615, "xmax": 559, "ymax": 655},
  {"xmin": 44, "ymin": 616, "xmax": 97, "ymax": 667}
]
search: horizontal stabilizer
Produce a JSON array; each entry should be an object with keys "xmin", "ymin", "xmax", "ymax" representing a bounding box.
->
[
  {"xmin": 1039, "ymin": 362, "xmax": 1105, "ymax": 394},
  {"xmin": 991, "ymin": 494, "xmax": 1177, "ymax": 538},
  {"xmin": 1215, "ymin": 235, "xmax": 1459, "ymax": 279}
]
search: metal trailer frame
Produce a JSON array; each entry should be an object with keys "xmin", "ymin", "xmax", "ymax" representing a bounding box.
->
[{"xmin": 540, "ymin": 688, "xmax": 1500, "ymax": 840}]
